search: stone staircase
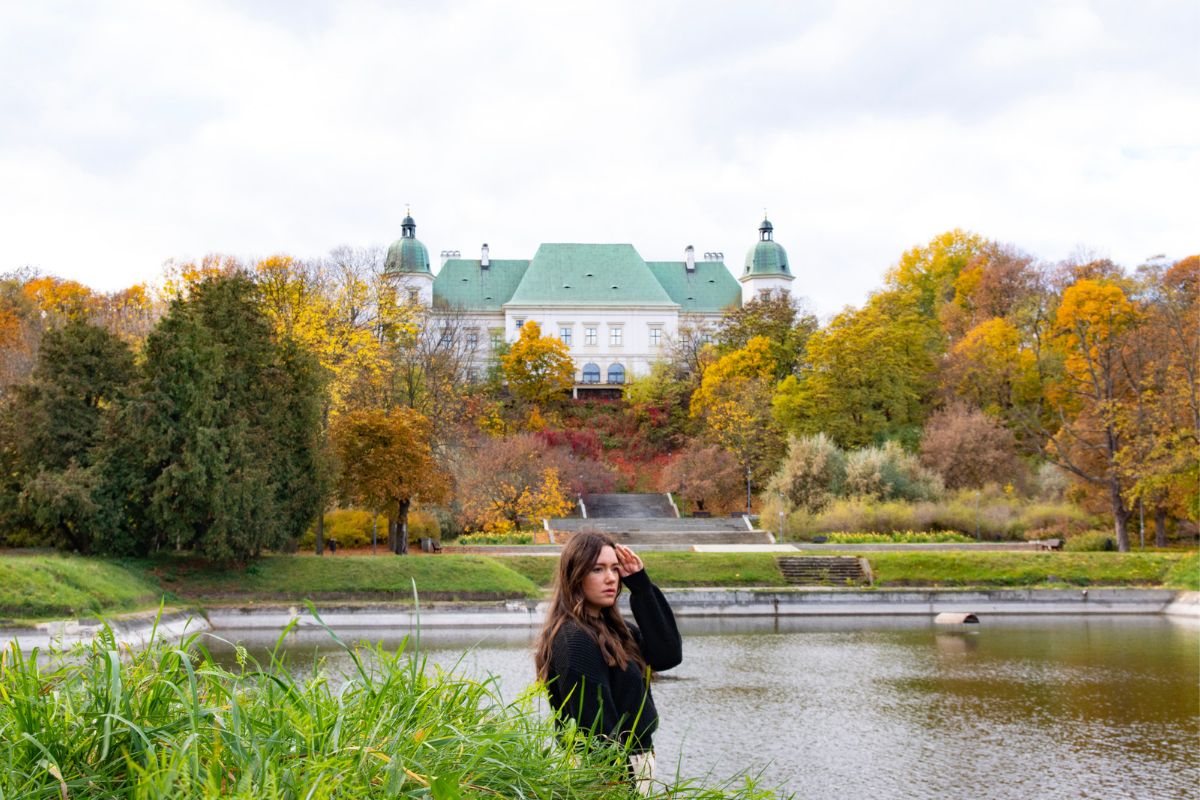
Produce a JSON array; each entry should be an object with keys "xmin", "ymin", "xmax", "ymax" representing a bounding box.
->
[
  {"xmin": 776, "ymin": 556, "xmax": 870, "ymax": 586},
  {"xmin": 548, "ymin": 493, "xmax": 772, "ymax": 546},
  {"xmin": 584, "ymin": 493, "xmax": 677, "ymax": 518}
]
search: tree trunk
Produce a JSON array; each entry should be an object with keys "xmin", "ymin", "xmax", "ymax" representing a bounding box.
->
[
  {"xmin": 745, "ymin": 466, "xmax": 752, "ymax": 516},
  {"xmin": 1154, "ymin": 507, "xmax": 1168, "ymax": 548},
  {"xmin": 394, "ymin": 498, "xmax": 410, "ymax": 555},
  {"xmin": 315, "ymin": 512, "xmax": 324, "ymax": 555},
  {"xmin": 387, "ymin": 516, "xmax": 398, "ymax": 553},
  {"xmin": 1110, "ymin": 478, "xmax": 1131, "ymax": 552}
]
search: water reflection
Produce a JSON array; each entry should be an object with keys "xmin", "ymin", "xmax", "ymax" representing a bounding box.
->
[{"xmin": 205, "ymin": 616, "xmax": 1200, "ymax": 799}]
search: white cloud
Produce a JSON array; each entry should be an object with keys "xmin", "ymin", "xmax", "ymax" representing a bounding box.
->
[{"xmin": 0, "ymin": 0, "xmax": 1195, "ymax": 316}]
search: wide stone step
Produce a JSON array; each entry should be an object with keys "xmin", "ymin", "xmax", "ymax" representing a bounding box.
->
[
  {"xmin": 585, "ymin": 493, "xmax": 678, "ymax": 519},
  {"xmin": 550, "ymin": 517, "xmax": 750, "ymax": 533},
  {"xmin": 776, "ymin": 556, "xmax": 869, "ymax": 586}
]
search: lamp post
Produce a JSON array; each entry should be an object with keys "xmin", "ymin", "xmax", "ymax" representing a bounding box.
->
[{"xmin": 777, "ymin": 490, "xmax": 786, "ymax": 544}]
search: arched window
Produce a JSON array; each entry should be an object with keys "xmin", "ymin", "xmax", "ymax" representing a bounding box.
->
[
  {"xmin": 582, "ymin": 363, "xmax": 600, "ymax": 384},
  {"xmin": 607, "ymin": 363, "xmax": 626, "ymax": 385}
]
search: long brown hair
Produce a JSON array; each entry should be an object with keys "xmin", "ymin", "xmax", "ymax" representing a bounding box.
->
[{"xmin": 535, "ymin": 531, "xmax": 645, "ymax": 681}]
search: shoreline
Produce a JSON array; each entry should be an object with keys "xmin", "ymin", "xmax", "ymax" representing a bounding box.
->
[{"xmin": 3, "ymin": 588, "xmax": 1196, "ymax": 651}]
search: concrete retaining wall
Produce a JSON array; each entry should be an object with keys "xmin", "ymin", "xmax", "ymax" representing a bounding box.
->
[
  {"xmin": 3, "ymin": 589, "xmax": 1191, "ymax": 650},
  {"xmin": 1, "ymin": 610, "xmax": 207, "ymax": 651}
]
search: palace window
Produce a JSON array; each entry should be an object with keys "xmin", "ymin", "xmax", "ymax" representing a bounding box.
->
[
  {"xmin": 582, "ymin": 363, "xmax": 601, "ymax": 384},
  {"xmin": 466, "ymin": 330, "xmax": 479, "ymax": 349},
  {"xmin": 514, "ymin": 318, "xmax": 525, "ymax": 333},
  {"xmin": 439, "ymin": 329, "xmax": 453, "ymax": 346},
  {"xmin": 649, "ymin": 327, "xmax": 662, "ymax": 347},
  {"xmin": 609, "ymin": 327, "xmax": 623, "ymax": 346},
  {"xmin": 559, "ymin": 326, "xmax": 572, "ymax": 346},
  {"xmin": 584, "ymin": 327, "xmax": 597, "ymax": 346},
  {"xmin": 490, "ymin": 329, "xmax": 503, "ymax": 348},
  {"xmin": 607, "ymin": 363, "xmax": 626, "ymax": 384}
]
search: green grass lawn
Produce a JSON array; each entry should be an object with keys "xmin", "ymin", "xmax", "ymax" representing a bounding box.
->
[
  {"xmin": 2, "ymin": 549, "xmax": 1195, "ymax": 622},
  {"xmin": 503, "ymin": 552, "xmax": 788, "ymax": 588},
  {"xmin": 0, "ymin": 553, "xmax": 165, "ymax": 620},
  {"xmin": 139, "ymin": 553, "xmax": 540, "ymax": 603},
  {"xmin": 857, "ymin": 550, "xmax": 1193, "ymax": 588}
]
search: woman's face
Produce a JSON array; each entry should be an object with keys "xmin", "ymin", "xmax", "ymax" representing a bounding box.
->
[{"xmin": 581, "ymin": 545, "xmax": 621, "ymax": 614}]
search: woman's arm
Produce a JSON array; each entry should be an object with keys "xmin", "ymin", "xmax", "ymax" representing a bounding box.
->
[{"xmin": 615, "ymin": 546, "xmax": 683, "ymax": 671}]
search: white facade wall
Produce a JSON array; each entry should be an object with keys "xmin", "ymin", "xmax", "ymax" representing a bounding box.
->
[
  {"xmin": 502, "ymin": 304, "xmax": 676, "ymax": 382},
  {"xmin": 739, "ymin": 274, "xmax": 794, "ymax": 304}
]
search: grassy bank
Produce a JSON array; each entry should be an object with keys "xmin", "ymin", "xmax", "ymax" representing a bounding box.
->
[
  {"xmin": 0, "ymin": 622, "xmax": 779, "ymax": 799},
  {"xmin": 858, "ymin": 551, "xmax": 1195, "ymax": 588},
  {"xmin": 0, "ymin": 553, "xmax": 163, "ymax": 620},
  {"xmin": 143, "ymin": 553, "xmax": 541, "ymax": 602},
  {"xmin": 503, "ymin": 552, "xmax": 789, "ymax": 589},
  {"xmin": 2, "ymin": 549, "xmax": 1195, "ymax": 622}
]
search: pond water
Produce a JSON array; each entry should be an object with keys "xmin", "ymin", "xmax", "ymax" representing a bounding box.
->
[{"xmin": 206, "ymin": 616, "xmax": 1200, "ymax": 799}]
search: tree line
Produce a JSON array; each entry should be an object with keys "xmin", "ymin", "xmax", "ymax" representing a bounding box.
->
[{"xmin": 0, "ymin": 232, "xmax": 1193, "ymax": 559}]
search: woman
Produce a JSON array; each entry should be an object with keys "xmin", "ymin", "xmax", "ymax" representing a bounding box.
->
[{"xmin": 535, "ymin": 532, "xmax": 682, "ymax": 791}]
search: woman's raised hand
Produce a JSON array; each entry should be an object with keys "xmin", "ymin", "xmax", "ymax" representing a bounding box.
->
[{"xmin": 613, "ymin": 543, "xmax": 644, "ymax": 578}]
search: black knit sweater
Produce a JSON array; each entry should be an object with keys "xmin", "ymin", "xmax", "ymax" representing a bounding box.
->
[{"xmin": 545, "ymin": 569, "xmax": 682, "ymax": 753}]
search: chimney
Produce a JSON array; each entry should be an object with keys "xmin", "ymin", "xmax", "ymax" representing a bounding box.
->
[
  {"xmin": 481, "ymin": 243, "xmax": 490, "ymax": 269},
  {"xmin": 685, "ymin": 245, "xmax": 695, "ymax": 273}
]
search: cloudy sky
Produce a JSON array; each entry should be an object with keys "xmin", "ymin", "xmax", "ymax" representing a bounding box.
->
[{"xmin": 1, "ymin": 1, "xmax": 1196, "ymax": 317}]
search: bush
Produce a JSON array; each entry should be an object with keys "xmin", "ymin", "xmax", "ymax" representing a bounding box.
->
[
  {"xmin": 456, "ymin": 532, "xmax": 535, "ymax": 545},
  {"xmin": 824, "ymin": 531, "xmax": 975, "ymax": 544},
  {"xmin": 789, "ymin": 492, "xmax": 1096, "ymax": 541},
  {"xmin": 844, "ymin": 441, "xmax": 943, "ymax": 501},
  {"xmin": 1018, "ymin": 502, "xmax": 1099, "ymax": 537},
  {"xmin": 767, "ymin": 433, "xmax": 846, "ymax": 514},
  {"xmin": 1063, "ymin": 530, "xmax": 1116, "ymax": 551},
  {"xmin": 660, "ymin": 442, "xmax": 744, "ymax": 515},
  {"xmin": 407, "ymin": 508, "xmax": 442, "ymax": 544},
  {"xmin": 919, "ymin": 403, "xmax": 1025, "ymax": 490},
  {"xmin": 299, "ymin": 509, "xmax": 383, "ymax": 549},
  {"xmin": 298, "ymin": 508, "xmax": 441, "ymax": 549}
]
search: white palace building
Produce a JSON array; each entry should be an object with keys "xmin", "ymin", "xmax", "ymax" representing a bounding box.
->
[{"xmin": 383, "ymin": 213, "xmax": 795, "ymax": 393}]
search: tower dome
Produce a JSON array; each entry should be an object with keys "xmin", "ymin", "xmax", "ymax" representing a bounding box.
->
[
  {"xmin": 743, "ymin": 216, "xmax": 790, "ymax": 277},
  {"xmin": 384, "ymin": 210, "xmax": 431, "ymax": 275}
]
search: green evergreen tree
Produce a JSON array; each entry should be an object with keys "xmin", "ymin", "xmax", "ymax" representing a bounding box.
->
[
  {"xmin": 96, "ymin": 274, "xmax": 326, "ymax": 562},
  {"xmin": 0, "ymin": 319, "xmax": 134, "ymax": 551}
]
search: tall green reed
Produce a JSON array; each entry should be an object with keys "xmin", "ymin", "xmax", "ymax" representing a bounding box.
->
[{"xmin": 0, "ymin": 606, "xmax": 786, "ymax": 799}]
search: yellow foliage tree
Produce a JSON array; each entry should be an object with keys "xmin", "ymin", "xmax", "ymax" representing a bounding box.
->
[
  {"xmin": 690, "ymin": 336, "xmax": 782, "ymax": 512},
  {"xmin": 1045, "ymin": 278, "xmax": 1141, "ymax": 550},
  {"xmin": 501, "ymin": 321, "xmax": 574, "ymax": 407}
]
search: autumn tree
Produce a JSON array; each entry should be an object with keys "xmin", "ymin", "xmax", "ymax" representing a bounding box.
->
[
  {"xmin": 1042, "ymin": 277, "xmax": 1142, "ymax": 550},
  {"xmin": 331, "ymin": 407, "xmax": 449, "ymax": 553},
  {"xmin": 453, "ymin": 434, "xmax": 576, "ymax": 532},
  {"xmin": 774, "ymin": 292, "xmax": 939, "ymax": 449},
  {"xmin": 659, "ymin": 442, "xmax": 743, "ymax": 515},
  {"xmin": 919, "ymin": 403, "xmax": 1024, "ymax": 490},
  {"xmin": 501, "ymin": 321, "xmax": 574, "ymax": 408},
  {"xmin": 624, "ymin": 361, "xmax": 698, "ymax": 454},
  {"xmin": 690, "ymin": 336, "xmax": 785, "ymax": 512},
  {"xmin": 1114, "ymin": 257, "xmax": 1199, "ymax": 542},
  {"xmin": 715, "ymin": 289, "xmax": 818, "ymax": 380}
]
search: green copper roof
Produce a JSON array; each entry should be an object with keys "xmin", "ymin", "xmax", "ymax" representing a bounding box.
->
[
  {"xmin": 432, "ymin": 259, "xmax": 529, "ymax": 311},
  {"xmin": 646, "ymin": 260, "xmax": 741, "ymax": 313},
  {"xmin": 384, "ymin": 236, "xmax": 431, "ymax": 275},
  {"xmin": 506, "ymin": 244, "xmax": 677, "ymax": 306},
  {"xmin": 743, "ymin": 240, "xmax": 791, "ymax": 277}
]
